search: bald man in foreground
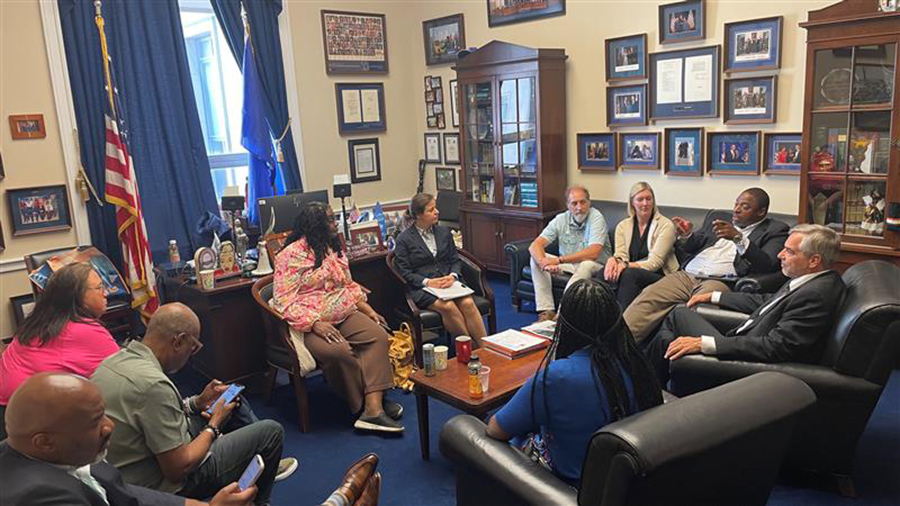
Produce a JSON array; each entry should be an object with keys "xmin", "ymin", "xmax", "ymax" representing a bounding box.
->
[{"xmin": 0, "ymin": 373, "xmax": 255, "ymax": 505}]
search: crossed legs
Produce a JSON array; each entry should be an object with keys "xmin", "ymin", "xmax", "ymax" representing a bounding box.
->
[{"xmin": 428, "ymin": 295, "xmax": 487, "ymax": 346}]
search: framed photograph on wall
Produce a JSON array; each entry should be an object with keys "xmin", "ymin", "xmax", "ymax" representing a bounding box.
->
[
  {"xmin": 724, "ymin": 76, "xmax": 777, "ymax": 124},
  {"xmin": 607, "ymin": 84, "xmax": 647, "ymax": 127},
  {"xmin": 724, "ymin": 16, "xmax": 783, "ymax": 73},
  {"xmin": 6, "ymin": 185, "xmax": 72, "ymax": 236},
  {"xmin": 321, "ymin": 10, "xmax": 388, "ymax": 74},
  {"xmin": 424, "ymin": 133, "xmax": 442, "ymax": 162},
  {"xmin": 443, "ymin": 133, "xmax": 460, "ymax": 164},
  {"xmin": 0, "ymin": 151, "xmax": 5, "ymax": 180},
  {"xmin": 487, "ymin": 0, "xmax": 565, "ymax": 27},
  {"xmin": 763, "ymin": 133, "xmax": 801, "ymax": 175},
  {"xmin": 8, "ymin": 114, "xmax": 46, "ymax": 140},
  {"xmin": 650, "ymin": 45, "xmax": 720, "ymax": 120},
  {"xmin": 348, "ymin": 138, "xmax": 382, "ymax": 183},
  {"xmin": 658, "ymin": 0, "xmax": 705, "ymax": 45},
  {"xmin": 435, "ymin": 167, "xmax": 457, "ymax": 191},
  {"xmin": 618, "ymin": 132, "xmax": 661, "ymax": 171},
  {"xmin": 577, "ymin": 133, "xmax": 617, "ymax": 172},
  {"xmin": 335, "ymin": 83, "xmax": 386, "ymax": 134},
  {"xmin": 664, "ymin": 127, "xmax": 704, "ymax": 177},
  {"xmin": 10, "ymin": 293, "xmax": 36, "ymax": 328},
  {"xmin": 707, "ymin": 131, "xmax": 760, "ymax": 175},
  {"xmin": 423, "ymin": 14, "xmax": 466, "ymax": 66},
  {"xmin": 449, "ymin": 79, "xmax": 460, "ymax": 127},
  {"xmin": 605, "ymin": 33, "xmax": 648, "ymax": 82}
]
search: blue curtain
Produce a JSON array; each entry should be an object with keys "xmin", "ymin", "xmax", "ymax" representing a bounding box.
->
[
  {"xmin": 58, "ymin": 0, "xmax": 220, "ymax": 263},
  {"xmin": 211, "ymin": 0, "xmax": 303, "ymax": 195}
]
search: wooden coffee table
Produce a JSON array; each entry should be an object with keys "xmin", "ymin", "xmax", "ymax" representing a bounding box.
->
[{"xmin": 410, "ymin": 349, "xmax": 544, "ymax": 460}]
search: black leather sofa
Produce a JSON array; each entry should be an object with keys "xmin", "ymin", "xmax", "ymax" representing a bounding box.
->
[
  {"xmin": 505, "ymin": 200, "xmax": 797, "ymax": 310},
  {"xmin": 440, "ymin": 372, "xmax": 815, "ymax": 506},
  {"xmin": 670, "ymin": 260, "xmax": 900, "ymax": 493}
]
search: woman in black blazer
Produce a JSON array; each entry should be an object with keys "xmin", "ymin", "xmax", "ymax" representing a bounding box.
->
[{"xmin": 394, "ymin": 193, "xmax": 487, "ymax": 344}]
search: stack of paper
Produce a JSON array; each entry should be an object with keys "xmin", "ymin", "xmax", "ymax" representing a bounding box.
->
[
  {"xmin": 520, "ymin": 320, "xmax": 556, "ymax": 340},
  {"xmin": 482, "ymin": 329, "xmax": 550, "ymax": 359},
  {"xmin": 423, "ymin": 281, "xmax": 474, "ymax": 301}
]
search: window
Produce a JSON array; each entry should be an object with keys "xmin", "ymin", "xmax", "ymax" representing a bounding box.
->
[{"xmin": 180, "ymin": 0, "xmax": 248, "ymax": 203}]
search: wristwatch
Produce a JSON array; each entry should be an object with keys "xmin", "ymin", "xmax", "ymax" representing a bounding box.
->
[
  {"xmin": 203, "ymin": 425, "xmax": 221, "ymax": 440},
  {"xmin": 732, "ymin": 235, "xmax": 743, "ymax": 246}
]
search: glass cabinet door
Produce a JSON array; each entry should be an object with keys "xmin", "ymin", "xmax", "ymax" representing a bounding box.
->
[
  {"xmin": 498, "ymin": 76, "xmax": 538, "ymax": 208},
  {"xmin": 463, "ymin": 81, "xmax": 496, "ymax": 204},
  {"xmin": 807, "ymin": 43, "xmax": 895, "ymax": 238}
]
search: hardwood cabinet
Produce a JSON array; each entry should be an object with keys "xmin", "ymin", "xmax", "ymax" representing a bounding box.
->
[
  {"xmin": 454, "ymin": 41, "xmax": 568, "ymax": 271},
  {"xmin": 799, "ymin": 1, "xmax": 900, "ymax": 270}
]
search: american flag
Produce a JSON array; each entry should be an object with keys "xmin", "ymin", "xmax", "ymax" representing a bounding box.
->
[{"xmin": 96, "ymin": 5, "xmax": 158, "ymax": 317}]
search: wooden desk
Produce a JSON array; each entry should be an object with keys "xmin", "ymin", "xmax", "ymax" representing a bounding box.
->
[
  {"xmin": 161, "ymin": 251, "xmax": 402, "ymax": 388},
  {"xmin": 410, "ymin": 349, "xmax": 543, "ymax": 460}
]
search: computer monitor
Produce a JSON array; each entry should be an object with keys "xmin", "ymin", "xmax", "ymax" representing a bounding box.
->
[{"xmin": 257, "ymin": 190, "xmax": 329, "ymax": 234}]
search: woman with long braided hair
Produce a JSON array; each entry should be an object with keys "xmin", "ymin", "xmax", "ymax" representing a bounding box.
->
[{"xmin": 487, "ymin": 279, "xmax": 663, "ymax": 484}]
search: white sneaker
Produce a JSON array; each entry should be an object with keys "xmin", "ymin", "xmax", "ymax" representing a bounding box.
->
[{"xmin": 275, "ymin": 457, "xmax": 298, "ymax": 482}]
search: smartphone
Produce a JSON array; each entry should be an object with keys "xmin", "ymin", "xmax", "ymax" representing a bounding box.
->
[
  {"xmin": 237, "ymin": 454, "xmax": 264, "ymax": 491},
  {"xmin": 206, "ymin": 383, "xmax": 245, "ymax": 415}
]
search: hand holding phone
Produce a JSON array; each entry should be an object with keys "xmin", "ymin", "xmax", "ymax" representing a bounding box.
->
[
  {"xmin": 206, "ymin": 383, "xmax": 245, "ymax": 415},
  {"xmin": 237, "ymin": 455, "xmax": 265, "ymax": 492}
]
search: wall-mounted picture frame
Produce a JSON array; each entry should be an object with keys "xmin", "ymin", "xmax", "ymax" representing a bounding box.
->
[
  {"xmin": 321, "ymin": 10, "xmax": 388, "ymax": 74},
  {"xmin": 658, "ymin": 0, "xmax": 705, "ymax": 45},
  {"xmin": 763, "ymin": 132, "xmax": 802, "ymax": 175},
  {"xmin": 707, "ymin": 131, "xmax": 760, "ymax": 175},
  {"xmin": 724, "ymin": 76, "xmax": 777, "ymax": 124},
  {"xmin": 0, "ymin": 218, "xmax": 5, "ymax": 252},
  {"xmin": 348, "ymin": 138, "xmax": 382, "ymax": 183},
  {"xmin": 650, "ymin": 45, "xmax": 720, "ymax": 120},
  {"xmin": 8, "ymin": 114, "xmax": 46, "ymax": 140},
  {"xmin": 436, "ymin": 113, "xmax": 446, "ymax": 130},
  {"xmin": 724, "ymin": 16, "xmax": 783, "ymax": 73},
  {"xmin": 424, "ymin": 133, "xmax": 442, "ymax": 162},
  {"xmin": 449, "ymin": 80, "xmax": 460, "ymax": 127},
  {"xmin": 435, "ymin": 167, "xmax": 457, "ymax": 191},
  {"xmin": 423, "ymin": 14, "xmax": 466, "ymax": 66},
  {"xmin": 432, "ymin": 76, "xmax": 443, "ymax": 89},
  {"xmin": 607, "ymin": 84, "xmax": 648, "ymax": 127},
  {"xmin": 334, "ymin": 83, "xmax": 386, "ymax": 135},
  {"xmin": 443, "ymin": 133, "xmax": 460, "ymax": 164},
  {"xmin": 10, "ymin": 293, "xmax": 36, "ymax": 328},
  {"xmin": 6, "ymin": 185, "xmax": 72, "ymax": 236},
  {"xmin": 577, "ymin": 133, "xmax": 617, "ymax": 172},
  {"xmin": 619, "ymin": 132, "xmax": 661, "ymax": 171},
  {"xmin": 664, "ymin": 127, "xmax": 704, "ymax": 177},
  {"xmin": 605, "ymin": 33, "xmax": 648, "ymax": 82},
  {"xmin": 487, "ymin": 0, "xmax": 565, "ymax": 27},
  {"xmin": 0, "ymin": 151, "xmax": 5, "ymax": 179}
]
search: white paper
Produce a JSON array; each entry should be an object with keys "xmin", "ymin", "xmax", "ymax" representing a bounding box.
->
[
  {"xmin": 341, "ymin": 90, "xmax": 362, "ymax": 124},
  {"xmin": 426, "ymin": 136, "xmax": 440, "ymax": 160},
  {"xmin": 445, "ymin": 136, "xmax": 459, "ymax": 162},
  {"xmin": 684, "ymin": 54, "xmax": 713, "ymax": 103},
  {"xmin": 520, "ymin": 320, "xmax": 556, "ymax": 340},
  {"xmin": 483, "ymin": 329, "xmax": 547, "ymax": 352},
  {"xmin": 333, "ymin": 174, "xmax": 351, "ymax": 185},
  {"xmin": 355, "ymin": 147, "xmax": 375, "ymax": 174},
  {"xmin": 361, "ymin": 89, "xmax": 380, "ymax": 122},
  {"xmin": 656, "ymin": 59, "xmax": 683, "ymax": 104},
  {"xmin": 423, "ymin": 281, "xmax": 474, "ymax": 301}
]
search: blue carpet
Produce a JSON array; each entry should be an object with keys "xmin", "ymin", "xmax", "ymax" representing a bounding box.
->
[{"xmin": 175, "ymin": 273, "xmax": 900, "ymax": 505}]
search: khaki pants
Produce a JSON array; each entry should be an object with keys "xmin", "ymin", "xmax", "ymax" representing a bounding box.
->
[
  {"xmin": 623, "ymin": 271, "xmax": 730, "ymax": 343},
  {"xmin": 531, "ymin": 254, "xmax": 601, "ymax": 312}
]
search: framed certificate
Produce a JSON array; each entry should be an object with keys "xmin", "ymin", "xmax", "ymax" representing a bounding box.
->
[
  {"xmin": 335, "ymin": 83, "xmax": 386, "ymax": 134},
  {"xmin": 348, "ymin": 138, "xmax": 382, "ymax": 183}
]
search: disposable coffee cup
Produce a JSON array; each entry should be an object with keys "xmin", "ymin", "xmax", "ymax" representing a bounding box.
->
[
  {"xmin": 199, "ymin": 270, "xmax": 215, "ymax": 291},
  {"xmin": 434, "ymin": 345, "xmax": 449, "ymax": 370}
]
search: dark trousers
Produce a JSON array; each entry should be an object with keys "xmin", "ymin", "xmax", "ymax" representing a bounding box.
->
[
  {"xmin": 615, "ymin": 268, "xmax": 664, "ymax": 310},
  {"xmin": 180, "ymin": 399, "xmax": 284, "ymax": 505},
  {"xmin": 643, "ymin": 306, "xmax": 724, "ymax": 385}
]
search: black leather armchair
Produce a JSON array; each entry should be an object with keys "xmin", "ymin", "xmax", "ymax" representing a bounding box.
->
[
  {"xmin": 440, "ymin": 372, "xmax": 815, "ymax": 506},
  {"xmin": 670, "ymin": 260, "xmax": 900, "ymax": 492}
]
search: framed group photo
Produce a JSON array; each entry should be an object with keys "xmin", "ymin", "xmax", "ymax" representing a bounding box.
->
[
  {"xmin": 724, "ymin": 76, "xmax": 777, "ymax": 124},
  {"xmin": 607, "ymin": 84, "xmax": 648, "ymax": 127},
  {"xmin": 577, "ymin": 133, "xmax": 617, "ymax": 172},
  {"xmin": 487, "ymin": 0, "xmax": 565, "ymax": 27},
  {"xmin": 348, "ymin": 138, "xmax": 382, "ymax": 183},
  {"xmin": 6, "ymin": 185, "xmax": 72, "ymax": 236},
  {"xmin": 707, "ymin": 131, "xmax": 760, "ymax": 175},
  {"xmin": 435, "ymin": 167, "xmax": 457, "ymax": 191},
  {"xmin": 724, "ymin": 16, "xmax": 783, "ymax": 73},
  {"xmin": 443, "ymin": 133, "xmax": 460, "ymax": 164},
  {"xmin": 423, "ymin": 14, "xmax": 465, "ymax": 66},
  {"xmin": 334, "ymin": 83, "xmax": 386, "ymax": 134},
  {"xmin": 763, "ymin": 133, "xmax": 802, "ymax": 175},
  {"xmin": 605, "ymin": 34, "xmax": 648, "ymax": 82},
  {"xmin": 650, "ymin": 45, "xmax": 720, "ymax": 120},
  {"xmin": 658, "ymin": 0, "xmax": 705, "ymax": 45},
  {"xmin": 321, "ymin": 10, "xmax": 388, "ymax": 74},
  {"xmin": 619, "ymin": 132, "xmax": 660, "ymax": 171},
  {"xmin": 664, "ymin": 127, "xmax": 704, "ymax": 176}
]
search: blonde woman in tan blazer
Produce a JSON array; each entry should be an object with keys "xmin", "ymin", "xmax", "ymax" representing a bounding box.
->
[{"xmin": 603, "ymin": 182, "xmax": 679, "ymax": 308}]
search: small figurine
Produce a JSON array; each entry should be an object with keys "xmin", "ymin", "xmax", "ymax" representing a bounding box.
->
[{"xmin": 861, "ymin": 189, "xmax": 885, "ymax": 235}]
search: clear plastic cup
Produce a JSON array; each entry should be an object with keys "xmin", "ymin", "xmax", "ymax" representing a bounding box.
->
[{"xmin": 480, "ymin": 365, "xmax": 491, "ymax": 394}]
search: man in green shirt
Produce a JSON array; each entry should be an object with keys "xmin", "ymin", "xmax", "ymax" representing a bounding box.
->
[{"xmin": 93, "ymin": 303, "xmax": 297, "ymax": 505}]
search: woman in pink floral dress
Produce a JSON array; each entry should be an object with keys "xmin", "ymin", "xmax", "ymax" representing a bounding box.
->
[{"xmin": 273, "ymin": 202, "xmax": 403, "ymax": 433}]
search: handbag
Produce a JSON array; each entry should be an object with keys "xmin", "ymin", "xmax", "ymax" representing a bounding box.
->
[{"xmin": 388, "ymin": 323, "xmax": 416, "ymax": 391}]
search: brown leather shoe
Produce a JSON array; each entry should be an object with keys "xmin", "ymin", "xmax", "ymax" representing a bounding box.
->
[
  {"xmin": 354, "ymin": 471, "xmax": 381, "ymax": 506},
  {"xmin": 333, "ymin": 453, "xmax": 378, "ymax": 504}
]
